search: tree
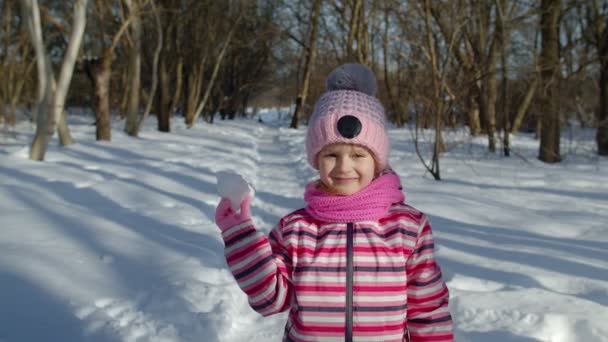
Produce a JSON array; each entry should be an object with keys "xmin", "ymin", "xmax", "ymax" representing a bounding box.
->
[
  {"xmin": 410, "ymin": 0, "xmax": 460, "ymax": 181},
  {"xmin": 582, "ymin": 0, "xmax": 608, "ymax": 155},
  {"xmin": 186, "ymin": 9, "xmax": 244, "ymax": 128},
  {"xmin": 0, "ymin": 0, "xmax": 35, "ymax": 127},
  {"xmin": 83, "ymin": 0, "xmax": 147, "ymax": 140},
  {"xmin": 21, "ymin": 0, "xmax": 87, "ymax": 161},
  {"xmin": 123, "ymin": 0, "xmax": 144, "ymax": 136},
  {"xmin": 290, "ymin": 0, "xmax": 322, "ymax": 129},
  {"xmin": 538, "ymin": 0, "xmax": 562, "ymax": 163}
]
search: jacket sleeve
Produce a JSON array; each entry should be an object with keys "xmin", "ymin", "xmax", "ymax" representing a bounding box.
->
[
  {"xmin": 406, "ymin": 215, "xmax": 454, "ymax": 341},
  {"xmin": 221, "ymin": 218, "xmax": 293, "ymax": 316}
]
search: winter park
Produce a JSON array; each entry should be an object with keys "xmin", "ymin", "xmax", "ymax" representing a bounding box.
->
[{"xmin": 1, "ymin": 1, "xmax": 608, "ymax": 342}]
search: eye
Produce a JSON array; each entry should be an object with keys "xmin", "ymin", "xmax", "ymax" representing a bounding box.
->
[
  {"xmin": 352, "ymin": 153, "xmax": 366, "ymax": 158},
  {"xmin": 322, "ymin": 153, "xmax": 338, "ymax": 158}
]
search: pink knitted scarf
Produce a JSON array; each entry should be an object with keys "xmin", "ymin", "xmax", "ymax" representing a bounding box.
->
[{"xmin": 304, "ymin": 172, "xmax": 405, "ymax": 223}]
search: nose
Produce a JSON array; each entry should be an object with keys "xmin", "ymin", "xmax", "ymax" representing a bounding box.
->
[{"xmin": 335, "ymin": 155, "xmax": 351, "ymax": 172}]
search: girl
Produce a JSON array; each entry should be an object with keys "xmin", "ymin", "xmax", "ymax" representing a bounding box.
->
[{"xmin": 215, "ymin": 64, "xmax": 453, "ymax": 342}]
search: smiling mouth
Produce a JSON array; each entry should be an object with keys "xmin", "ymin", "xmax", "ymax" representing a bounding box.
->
[{"xmin": 332, "ymin": 178, "xmax": 357, "ymax": 184}]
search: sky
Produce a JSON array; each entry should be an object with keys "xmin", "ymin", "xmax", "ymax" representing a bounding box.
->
[{"xmin": 0, "ymin": 110, "xmax": 607, "ymax": 342}]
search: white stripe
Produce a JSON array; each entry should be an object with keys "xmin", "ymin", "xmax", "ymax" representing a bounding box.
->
[
  {"xmin": 294, "ymin": 274, "xmax": 346, "ymax": 282},
  {"xmin": 353, "ymin": 332, "xmax": 404, "ymax": 342},
  {"xmin": 300, "ymin": 315, "xmax": 344, "ymax": 323},
  {"xmin": 354, "ymin": 274, "xmax": 407, "ymax": 282},
  {"xmin": 296, "ymin": 295, "xmax": 346, "ymax": 303},
  {"xmin": 289, "ymin": 328, "xmax": 343, "ymax": 342},
  {"xmin": 284, "ymin": 236, "xmax": 348, "ymax": 247},
  {"xmin": 353, "ymin": 313, "xmax": 407, "ymax": 323}
]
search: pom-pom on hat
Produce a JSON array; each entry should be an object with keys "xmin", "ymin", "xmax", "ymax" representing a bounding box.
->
[{"xmin": 306, "ymin": 63, "xmax": 389, "ymax": 170}]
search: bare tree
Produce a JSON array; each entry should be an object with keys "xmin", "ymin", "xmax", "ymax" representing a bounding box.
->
[
  {"xmin": 187, "ymin": 10, "xmax": 244, "ymax": 127},
  {"xmin": 382, "ymin": 0, "xmax": 408, "ymax": 127},
  {"xmin": 411, "ymin": 0, "xmax": 461, "ymax": 180},
  {"xmin": 290, "ymin": 0, "xmax": 322, "ymax": 129},
  {"xmin": 21, "ymin": 0, "xmax": 87, "ymax": 161},
  {"xmin": 83, "ymin": 0, "xmax": 145, "ymax": 140},
  {"xmin": 0, "ymin": 0, "xmax": 35, "ymax": 127}
]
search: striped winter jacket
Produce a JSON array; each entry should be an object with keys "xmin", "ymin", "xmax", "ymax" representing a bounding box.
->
[{"xmin": 221, "ymin": 202, "xmax": 453, "ymax": 342}]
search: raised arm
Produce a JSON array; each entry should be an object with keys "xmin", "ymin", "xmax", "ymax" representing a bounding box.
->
[{"xmin": 216, "ymin": 197, "xmax": 293, "ymax": 316}]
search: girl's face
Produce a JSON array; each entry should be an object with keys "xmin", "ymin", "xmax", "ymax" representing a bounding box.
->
[{"xmin": 317, "ymin": 143, "xmax": 376, "ymax": 195}]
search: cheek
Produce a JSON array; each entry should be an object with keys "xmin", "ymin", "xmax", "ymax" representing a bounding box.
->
[
  {"xmin": 360, "ymin": 159, "xmax": 376, "ymax": 182},
  {"xmin": 317, "ymin": 159, "xmax": 333, "ymax": 179}
]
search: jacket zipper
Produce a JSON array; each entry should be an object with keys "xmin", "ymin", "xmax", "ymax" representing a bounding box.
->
[{"xmin": 345, "ymin": 222, "xmax": 354, "ymax": 342}]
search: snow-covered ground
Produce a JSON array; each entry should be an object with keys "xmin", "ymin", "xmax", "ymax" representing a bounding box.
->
[{"xmin": 0, "ymin": 110, "xmax": 607, "ymax": 342}]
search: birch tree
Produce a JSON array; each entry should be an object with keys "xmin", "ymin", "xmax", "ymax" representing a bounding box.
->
[{"xmin": 21, "ymin": 0, "xmax": 87, "ymax": 161}]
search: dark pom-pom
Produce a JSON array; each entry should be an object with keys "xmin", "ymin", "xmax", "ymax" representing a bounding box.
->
[{"xmin": 325, "ymin": 63, "xmax": 377, "ymax": 96}]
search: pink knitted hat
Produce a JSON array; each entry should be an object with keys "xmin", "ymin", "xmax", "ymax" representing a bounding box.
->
[{"xmin": 306, "ymin": 63, "xmax": 390, "ymax": 170}]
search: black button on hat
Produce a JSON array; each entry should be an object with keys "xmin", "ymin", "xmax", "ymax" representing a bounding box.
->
[{"xmin": 337, "ymin": 115, "xmax": 362, "ymax": 139}]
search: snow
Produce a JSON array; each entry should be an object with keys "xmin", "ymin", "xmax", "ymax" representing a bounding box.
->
[
  {"xmin": 216, "ymin": 171, "xmax": 254, "ymax": 211},
  {"xmin": 1, "ymin": 111, "xmax": 607, "ymax": 342}
]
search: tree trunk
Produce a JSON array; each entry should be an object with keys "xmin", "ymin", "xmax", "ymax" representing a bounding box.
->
[
  {"xmin": 597, "ymin": 17, "xmax": 608, "ymax": 155},
  {"xmin": 124, "ymin": 0, "xmax": 142, "ymax": 136},
  {"xmin": 25, "ymin": 10, "xmax": 54, "ymax": 160},
  {"xmin": 0, "ymin": 97, "xmax": 6, "ymax": 126},
  {"xmin": 356, "ymin": 1, "xmax": 368, "ymax": 64},
  {"xmin": 467, "ymin": 90, "xmax": 481, "ymax": 135},
  {"xmin": 171, "ymin": 59, "xmax": 183, "ymax": 115},
  {"xmin": 538, "ymin": 0, "xmax": 561, "ymax": 163},
  {"xmin": 119, "ymin": 72, "xmax": 129, "ymax": 119},
  {"xmin": 346, "ymin": 0, "xmax": 361, "ymax": 60},
  {"xmin": 383, "ymin": 5, "xmax": 404, "ymax": 127},
  {"xmin": 136, "ymin": 0, "xmax": 163, "ymax": 133},
  {"xmin": 157, "ymin": 58, "xmax": 171, "ymax": 132},
  {"xmin": 511, "ymin": 77, "xmax": 538, "ymax": 133},
  {"xmin": 290, "ymin": 0, "xmax": 321, "ymax": 129},
  {"xmin": 485, "ymin": 72, "xmax": 498, "ymax": 153},
  {"xmin": 87, "ymin": 55, "xmax": 112, "ymax": 141},
  {"xmin": 184, "ymin": 62, "xmax": 204, "ymax": 126}
]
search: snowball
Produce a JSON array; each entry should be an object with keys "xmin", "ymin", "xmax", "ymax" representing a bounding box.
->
[{"xmin": 216, "ymin": 170, "xmax": 254, "ymax": 211}]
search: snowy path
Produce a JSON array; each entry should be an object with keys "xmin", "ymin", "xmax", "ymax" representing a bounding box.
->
[
  {"xmin": 1, "ymin": 116, "xmax": 607, "ymax": 342},
  {"xmin": 217, "ymin": 124, "xmax": 311, "ymax": 341}
]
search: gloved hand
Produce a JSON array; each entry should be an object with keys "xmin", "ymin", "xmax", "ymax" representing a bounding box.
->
[{"xmin": 215, "ymin": 195, "xmax": 252, "ymax": 232}]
